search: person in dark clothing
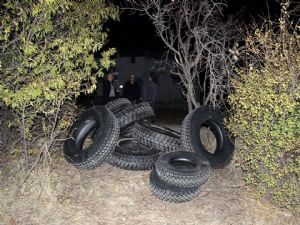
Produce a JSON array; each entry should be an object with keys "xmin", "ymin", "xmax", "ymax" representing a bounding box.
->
[
  {"xmin": 103, "ymin": 73, "xmax": 117, "ymax": 104},
  {"xmin": 142, "ymin": 73, "xmax": 157, "ymax": 108},
  {"xmin": 112, "ymin": 78, "xmax": 120, "ymax": 97},
  {"xmin": 123, "ymin": 74, "xmax": 140, "ymax": 104}
]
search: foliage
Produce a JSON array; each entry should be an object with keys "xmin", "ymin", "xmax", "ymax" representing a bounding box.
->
[
  {"xmin": 0, "ymin": 0, "xmax": 118, "ymax": 161},
  {"xmin": 227, "ymin": 1, "xmax": 300, "ymax": 212}
]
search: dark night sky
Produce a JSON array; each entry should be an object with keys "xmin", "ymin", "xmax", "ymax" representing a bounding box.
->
[{"xmin": 108, "ymin": 0, "xmax": 281, "ymax": 51}]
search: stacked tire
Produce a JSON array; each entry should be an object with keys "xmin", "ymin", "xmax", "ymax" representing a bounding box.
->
[
  {"xmin": 105, "ymin": 99, "xmax": 160, "ymax": 170},
  {"xmin": 133, "ymin": 120, "xmax": 181, "ymax": 153},
  {"xmin": 149, "ymin": 151, "xmax": 210, "ymax": 203},
  {"xmin": 106, "ymin": 138, "xmax": 160, "ymax": 171},
  {"xmin": 63, "ymin": 98, "xmax": 234, "ymax": 203},
  {"xmin": 105, "ymin": 98, "xmax": 182, "ymax": 171}
]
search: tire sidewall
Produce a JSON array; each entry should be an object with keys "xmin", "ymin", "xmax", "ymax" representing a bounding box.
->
[
  {"xmin": 156, "ymin": 151, "xmax": 208, "ymax": 177},
  {"xmin": 115, "ymin": 138, "xmax": 159, "ymax": 156},
  {"xmin": 64, "ymin": 107, "xmax": 114, "ymax": 164},
  {"xmin": 138, "ymin": 121, "xmax": 180, "ymax": 139},
  {"xmin": 186, "ymin": 105, "xmax": 234, "ymax": 168}
]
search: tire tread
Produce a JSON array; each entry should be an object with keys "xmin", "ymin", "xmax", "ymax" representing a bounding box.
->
[{"xmin": 133, "ymin": 122, "xmax": 181, "ymax": 152}]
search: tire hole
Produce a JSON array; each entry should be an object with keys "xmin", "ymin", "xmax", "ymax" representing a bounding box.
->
[
  {"xmin": 199, "ymin": 124, "xmax": 217, "ymax": 154},
  {"xmin": 82, "ymin": 127, "xmax": 97, "ymax": 150},
  {"xmin": 169, "ymin": 158, "xmax": 196, "ymax": 170}
]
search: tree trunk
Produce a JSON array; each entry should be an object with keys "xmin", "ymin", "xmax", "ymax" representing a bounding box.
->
[
  {"xmin": 186, "ymin": 94, "xmax": 193, "ymax": 113},
  {"xmin": 186, "ymin": 80, "xmax": 199, "ymax": 112}
]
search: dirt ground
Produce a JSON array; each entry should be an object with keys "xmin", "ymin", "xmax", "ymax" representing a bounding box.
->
[
  {"xmin": 0, "ymin": 109, "xmax": 299, "ymax": 225},
  {"xmin": 1, "ymin": 156, "xmax": 299, "ymax": 225}
]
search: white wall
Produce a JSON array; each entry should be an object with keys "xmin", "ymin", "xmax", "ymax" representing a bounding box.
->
[{"xmin": 115, "ymin": 56, "xmax": 182, "ymax": 102}]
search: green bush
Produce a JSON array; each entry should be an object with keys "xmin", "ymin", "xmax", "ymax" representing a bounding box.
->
[
  {"xmin": 0, "ymin": 0, "xmax": 118, "ymax": 160},
  {"xmin": 227, "ymin": 2, "xmax": 300, "ymax": 212}
]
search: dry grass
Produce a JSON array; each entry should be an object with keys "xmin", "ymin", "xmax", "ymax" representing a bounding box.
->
[{"xmin": 0, "ymin": 149, "xmax": 299, "ymax": 225}]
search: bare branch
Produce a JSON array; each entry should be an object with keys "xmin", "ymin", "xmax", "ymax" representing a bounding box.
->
[{"xmin": 126, "ymin": 0, "xmax": 241, "ymax": 111}]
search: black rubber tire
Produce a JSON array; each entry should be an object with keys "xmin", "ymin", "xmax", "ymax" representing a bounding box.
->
[
  {"xmin": 115, "ymin": 102, "xmax": 155, "ymax": 132},
  {"xmin": 133, "ymin": 121, "xmax": 181, "ymax": 153},
  {"xmin": 105, "ymin": 98, "xmax": 132, "ymax": 114},
  {"xmin": 181, "ymin": 105, "xmax": 234, "ymax": 168},
  {"xmin": 155, "ymin": 151, "xmax": 210, "ymax": 188},
  {"xmin": 63, "ymin": 106, "xmax": 120, "ymax": 170},
  {"xmin": 149, "ymin": 170, "xmax": 201, "ymax": 203},
  {"xmin": 107, "ymin": 138, "xmax": 160, "ymax": 170},
  {"xmin": 119, "ymin": 128, "xmax": 134, "ymax": 139},
  {"xmin": 119, "ymin": 125, "xmax": 135, "ymax": 137}
]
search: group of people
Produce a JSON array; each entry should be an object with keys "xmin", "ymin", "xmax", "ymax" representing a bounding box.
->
[{"xmin": 103, "ymin": 73, "xmax": 157, "ymax": 107}]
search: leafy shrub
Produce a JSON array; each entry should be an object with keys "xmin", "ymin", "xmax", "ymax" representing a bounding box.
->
[
  {"xmin": 0, "ymin": 0, "xmax": 118, "ymax": 161},
  {"xmin": 227, "ymin": 1, "xmax": 300, "ymax": 212}
]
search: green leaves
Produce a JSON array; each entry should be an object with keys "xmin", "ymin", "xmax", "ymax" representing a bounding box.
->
[
  {"xmin": 23, "ymin": 42, "xmax": 38, "ymax": 56},
  {"xmin": 226, "ymin": 4, "xmax": 300, "ymax": 213},
  {"xmin": 0, "ymin": 0, "xmax": 119, "ymax": 152},
  {"xmin": 0, "ymin": 0, "xmax": 118, "ymax": 107}
]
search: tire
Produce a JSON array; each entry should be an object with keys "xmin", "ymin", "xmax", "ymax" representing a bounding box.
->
[
  {"xmin": 119, "ymin": 125, "xmax": 135, "ymax": 137},
  {"xmin": 115, "ymin": 102, "xmax": 154, "ymax": 132},
  {"xmin": 155, "ymin": 151, "xmax": 210, "ymax": 188},
  {"xmin": 105, "ymin": 98, "xmax": 132, "ymax": 114},
  {"xmin": 149, "ymin": 170, "xmax": 201, "ymax": 203},
  {"xmin": 133, "ymin": 121, "xmax": 181, "ymax": 152},
  {"xmin": 107, "ymin": 138, "xmax": 160, "ymax": 170},
  {"xmin": 63, "ymin": 106, "xmax": 120, "ymax": 170},
  {"xmin": 119, "ymin": 128, "xmax": 134, "ymax": 138},
  {"xmin": 181, "ymin": 105, "xmax": 234, "ymax": 168}
]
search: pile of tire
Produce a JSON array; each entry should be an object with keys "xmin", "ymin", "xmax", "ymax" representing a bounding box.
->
[
  {"xmin": 63, "ymin": 98, "xmax": 234, "ymax": 203},
  {"xmin": 149, "ymin": 151, "xmax": 210, "ymax": 203}
]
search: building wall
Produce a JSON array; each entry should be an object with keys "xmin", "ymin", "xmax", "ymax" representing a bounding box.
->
[{"xmin": 114, "ymin": 56, "xmax": 182, "ymax": 103}]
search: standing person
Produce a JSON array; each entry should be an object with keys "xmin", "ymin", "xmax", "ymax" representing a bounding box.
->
[
  {"xmin": 142, "ymin": 73, "xmax": 157, "ymax": 108},
  {"xmin": 113, "ymin": 78, "xmax": 120, "ymax": 97},
  {"xmin": 103, "ymin": 73, "xmax": 116, "ymax": 104},
  {"xmin": 123, "ymin": 74, "xmax": 140, "ymax": 104}
]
